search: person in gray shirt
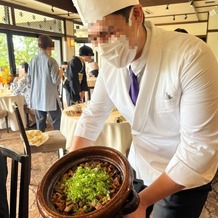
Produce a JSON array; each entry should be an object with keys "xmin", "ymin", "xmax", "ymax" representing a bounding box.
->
[{"xmin": 28, "ymin": 35, "xmax": 63, "ymax": 132}]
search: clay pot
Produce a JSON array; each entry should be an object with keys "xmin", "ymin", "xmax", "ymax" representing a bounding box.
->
[{"xmin": 36, "ymin": 146, "xmax": 139, "ymax": 218}]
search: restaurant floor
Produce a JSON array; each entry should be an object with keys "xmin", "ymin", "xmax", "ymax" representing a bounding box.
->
[{"xmin": 0, "ymin": 128, "xmax": 218, "ymax": 218}]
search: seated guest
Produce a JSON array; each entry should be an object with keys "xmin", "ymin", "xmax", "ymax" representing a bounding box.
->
[{"xmin": 11, "ymin": 62, "xmax": 36, "ymax": 127}]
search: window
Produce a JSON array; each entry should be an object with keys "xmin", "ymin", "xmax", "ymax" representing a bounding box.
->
[
  {"xmin": 12, "ymin": 34, "xmax": 38, "ymax": 72},
  {"xmin": 0, "ymin": 31, "xmax": 62, "ymax": 76},
  {"xmin": 0, "ymin": 5, "xmax": 12, "ymax": 25},
  {"xmin": 0, "ymin": 32, "xmax": 10, "ymax": 73},
  {"xmin": 52, "ymin": 38, "xmax": 62, "ymax": 66},
  {"xmin": 0, "ymin": 3, "xmax": 64, "ymax": 75},
  {"xmin": 14, "ymin": 8, "xmax": 64, "ymax": 34}
]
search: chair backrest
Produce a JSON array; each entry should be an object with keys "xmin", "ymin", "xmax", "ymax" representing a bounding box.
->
[
  {"xmin": 12, "ymin": 102, "xmax": 31, "ymax": 156},
  {"xmin": 0, "ymin": 145, "xmax": 30, "ymax": 218},
  {"xmin": 0, "ymin": 109, "xmax": 9, "ymax": 133},
  {"xmin": 0, "ymin": 109, "xmax": 8, "ymax": 119}
]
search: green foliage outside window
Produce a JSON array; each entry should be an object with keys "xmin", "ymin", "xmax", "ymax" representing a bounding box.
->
[
  {"xmin": 0, "ymin": 33, "xmax": 9, "ymax": 70},
  {"xmin": 13, "ymin": 35, "xmax": 38, "ymax": 66}
]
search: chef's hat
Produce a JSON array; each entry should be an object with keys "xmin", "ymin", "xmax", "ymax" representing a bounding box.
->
[{"xmin": 72, "ymin": 0, "xmax": 139, "ymax": 25}]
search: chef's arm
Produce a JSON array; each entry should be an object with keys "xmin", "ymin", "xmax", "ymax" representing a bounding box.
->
[
  {"xmin": 125, "ymin": 172, "xmax": 185, "ymax": 217},
  {"xmin": 69, "ymin": 136, "xmax": 93, "ymax": 152},
  {"xmin": 140, "ymin": 172, "xmax": 184, "ymax": 205}
]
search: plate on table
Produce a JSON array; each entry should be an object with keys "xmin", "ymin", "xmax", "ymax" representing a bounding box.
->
[
  {"xmin": 65, "ymin": 104, "xmax": 84, "ymax": 117},
  {"xmin": 65, "ymin": 110, "xmax": 82, "ymax": 117},
  {"xmin": 26, "ymin": 130, "xmax": 49, "ymax": 146}
]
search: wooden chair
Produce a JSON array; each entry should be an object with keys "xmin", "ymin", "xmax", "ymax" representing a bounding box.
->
[
  {"xmin": 12, "ymin": 102, "xmax": 66, "ymax": 183},
  {"xmin": 23, "ymin": 105, "xmax": 35, "ymax": 130},
  {"xmin": 0, "ymin": 109, "xmax": 9, "ymax": 133},
  {"xmin": 0, "ymin": 145, "xmax": 30, "ymax": 218}
]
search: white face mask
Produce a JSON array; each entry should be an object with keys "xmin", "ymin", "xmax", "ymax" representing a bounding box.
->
[
  {"xmin": 96, "ymin": 8, "xmax": 137, "ymax": 68},
  {"xmin": 98, "ymin": 35, "xmax": 137, "ymax": 68}
]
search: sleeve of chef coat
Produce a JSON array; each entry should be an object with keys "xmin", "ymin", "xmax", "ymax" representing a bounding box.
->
[
  {"xmin": 165, "ymin": 40, "xmax": 218, "ymax": 188},
  {"xmin": 74, "ymin": 70, "xmax": 114, "ymax": 141}
]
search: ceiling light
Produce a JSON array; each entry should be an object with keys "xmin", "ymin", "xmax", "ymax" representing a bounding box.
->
[
  {"xmin": 166, "ymin": 4, "xmax": 169, "ymax": 11},
  {"xmin": 185, "ymin": 14, "xmax": 188, "ymax": 19},
  {"xmin": 189, "ymin": 0, "xmax": 194, "ymax": 7},
  {"xmin": 51, "ymin": 6, "xmax": 54, "ymax": 13},
  {"xmin": 173, "ymin": 15, "xmax": 175, "ymax": 21}
]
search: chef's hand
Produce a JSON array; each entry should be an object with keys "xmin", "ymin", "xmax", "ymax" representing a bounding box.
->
[
  {"xmin": 124, "ymin": 172, "xmax": 185, "ymax": 218},
  {"xmin": 123, "ymin": 203, "xmax": 146, "ymax": 218}
]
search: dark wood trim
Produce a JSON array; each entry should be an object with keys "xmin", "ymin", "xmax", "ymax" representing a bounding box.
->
[
  {"xmin": 35, "ymin": 0, "xmax": 77, "ymax": 13},
  {"xmin": 74, "ymin": 37, "xmax": 88, "ymax": 43},
  {"xmin": 0, "ymin": 24, "xmax": 64, "ymax": 37},
  {"xmin": 139, "ymin": 0, "xmax": 188, "ymax": 7},
  {"xmin": 155, "ymin": 20, "xmax": 207, "ymax": 26},
  {"xmin": 0, "ymin": 0, "xmax": 65, "ymax": 21},
  {"xmin": 147, "ymin": 12, "xmax": 197, "ymax": 19},
  {"xmin": 207, "ymin": 29, "xmax": 218, "ymax": 32}
]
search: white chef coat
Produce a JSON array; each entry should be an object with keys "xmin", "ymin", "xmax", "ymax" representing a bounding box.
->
[{"xmin": 74, "ymin": 21, "xmax": 218, "ymax": 189}]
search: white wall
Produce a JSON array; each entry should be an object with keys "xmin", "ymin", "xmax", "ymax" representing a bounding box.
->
[
  {"xmin": 158, "ymin": 22, "xmax": 207, "ymax": 36},
  {"xmin": 157, "ymin": 15, "xmax": 218, "ymax": 61},
  {"xmin": 207, "ymin": 32, "xmax": 218, "ymax": 61},
  {"xmin": 207, "ymin": 14, "xmax": 218, "ymax": 61}
]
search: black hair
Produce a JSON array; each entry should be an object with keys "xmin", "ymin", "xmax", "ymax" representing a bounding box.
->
[
  {"xmin": 79, "ymin": 45, "xmax": 94, "ymax": 56},
  {"xmin": 38, "ymin": 35, "xmax": 53, "ymax": 49},
  {"xmin": 174, "ymin": 28, "xmax": 188, "ymax": 33},
  {"xmin": 112, "ymin": 5, "xmax": 145, "ymax": 25},
  {"xmin": 21, "ymin": 62, "xmax": 29, "ymax": 73},
  {"xmin": 113, "ymin": 6, "xmax": 133, "ymax": 22}
]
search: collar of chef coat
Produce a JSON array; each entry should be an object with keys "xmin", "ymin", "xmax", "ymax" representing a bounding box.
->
[
  {"xmin": 131, "ymin": 21, "xmax": 163, "ymax": 134},
  {"xmin": 130, "ymin": 26, "xmax": 150, "ymax": 77},
  {"xmin": 129, "ymin": 24, "xmax": 151, "ymax": 86}
]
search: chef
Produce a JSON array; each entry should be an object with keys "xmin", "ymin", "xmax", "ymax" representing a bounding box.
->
[{"xmin": 70, "ymin": 0, "xmax": 218, "ymax": 217}]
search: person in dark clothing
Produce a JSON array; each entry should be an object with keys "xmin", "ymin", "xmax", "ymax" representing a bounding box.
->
[
  {"xmin": 174, "ymin": 28, "xmax": 188, "ymax": 33},
  {"xmin": 0, "ymin": 152, "xmax": 9, "ymax": 218},
  {"xmin": 63, "ymin": 45, "xmax": 94, "ymax": 106}
]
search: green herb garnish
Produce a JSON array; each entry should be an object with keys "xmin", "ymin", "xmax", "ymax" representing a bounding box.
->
[{"xmin": 62, "ymin": 165, "xmax": 112, "ymax": 211}]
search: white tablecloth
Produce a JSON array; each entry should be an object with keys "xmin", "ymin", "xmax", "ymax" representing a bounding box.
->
[
  {"xmin": 0, "ymin": 94, "xmax": 26, "ymax": 131},
  {"xmin": 60, "ymin": 106, "xmax": 132, "ymax": 156},
  {"xmin": 87, "ymin": 77, "xmax": 96, "ymax": 88},
  {"xmin": 86, "ymin": 77, "xmax": 97, "ymax": 100}
]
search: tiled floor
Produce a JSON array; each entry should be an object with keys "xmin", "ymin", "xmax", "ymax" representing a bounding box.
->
[
  {"xmin": 0, "ymin": 129, "xmax": 58, "ymax": 217},
  {"xmin": 28, "ymin": 152, "xmax": 58, "ymax": 217},
  {"xmin": 0, "ymin": 128, "xmax": 218, "ymax": 218}
]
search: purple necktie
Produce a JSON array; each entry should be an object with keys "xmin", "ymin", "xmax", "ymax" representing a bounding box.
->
[{"xmin": 129, "ymin": 65, "xmax": 139, "ymax": 105}]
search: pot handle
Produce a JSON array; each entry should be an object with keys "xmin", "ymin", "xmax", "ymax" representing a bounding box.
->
[{"xmin": 115, "ymin": 187, "xmax": 140, "ymax": 218}]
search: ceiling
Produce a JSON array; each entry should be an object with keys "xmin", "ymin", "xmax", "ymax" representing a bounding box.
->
[{"xmin": 0, "ymin": 0, "xmax": 218, "ymax": 25}]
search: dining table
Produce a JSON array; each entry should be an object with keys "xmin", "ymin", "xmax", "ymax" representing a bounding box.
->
[
  {"xmin": 0, "ymin": 91, "xmax": 26, "ymax": 131},
  {"xmin": 60, "ymin": 104, "xmax": 132, "ymax": 156}
]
